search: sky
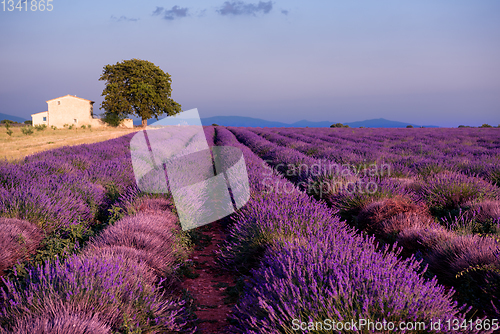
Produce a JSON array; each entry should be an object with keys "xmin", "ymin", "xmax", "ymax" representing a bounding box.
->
[{"xmin": 1, "ymin": 0, "xmax": 499, "ymax": 127}]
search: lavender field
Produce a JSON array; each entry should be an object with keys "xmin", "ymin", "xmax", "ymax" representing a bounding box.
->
[
  {"xmin": 215, "ymin": 127, "xmax": 500, "ymax": 333},
  {"xmin": 0, "ymin": 133, "xmax": 195, "ymax": 333},
  {"xmin": 1, "ymin": 127, "xmax": 500, "ymax": 333}
]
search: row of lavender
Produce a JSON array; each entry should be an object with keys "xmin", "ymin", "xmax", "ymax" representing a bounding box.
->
[
  {"xmin": 0, "ymin": 134, "xmax": 137, "ymax": 275},
  {"xmin": 0, "ymin": 134, "xmax": 196, "ymax": 332},
  {"xmin": 232, "ymin": 126, "xmax": 500, "ymax": 317},
  {"xmin": 268, "ymin": 127, "xmax": 500, "ymax": 185},
  {"xmin": 1, "ymin": 201, "xmax": 193, "ymax": 333},
  {"xmin": 252, "ymin": 127, "xmax": 500, "ymax": 233},
  {"xmin": 214, "ymin": 127, "xmax": 473, "ymax": 333},
  {"xmin": 248, "ymin": 127, "xmax": 500, "ymax": 245}
]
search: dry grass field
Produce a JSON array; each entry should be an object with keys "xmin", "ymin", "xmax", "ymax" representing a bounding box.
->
[{"xmin": 0, "ymin": 125, "xmax": 139, "ymax": 161}]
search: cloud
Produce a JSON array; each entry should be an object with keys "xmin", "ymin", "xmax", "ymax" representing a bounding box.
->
[
  {"xmin": 152, "ymin": 6, "xmax": 164, "ymax": 16},
  {"xmin": 164, "ymin": 6, "xmax": 188, "ymax": 20},
  {"xmin": 197, "ymin": 9, "xmax": 207, "ymax": 18},
  {"xmin": 281, "ymin": 9, "xmax": 288, "ymax": 15},
  {"xmin": 153, "ymin": 5, "xmax": 189, "ymax": 20},
  {"xmin": 217, "ymin": 1, "xmax": 273, "ymax": 16},
  {"xmin": 111, "ymin": 15, "xmax": 139, "ymax": 22}
]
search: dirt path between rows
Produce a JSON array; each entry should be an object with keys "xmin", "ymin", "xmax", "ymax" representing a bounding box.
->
[{"xmin": 181, "ymin": 221, "xmax": 235, "ymax": 333}]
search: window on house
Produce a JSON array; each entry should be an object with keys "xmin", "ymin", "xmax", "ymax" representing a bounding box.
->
[
  {"xmin": 74, "ymin": 119, "xmax": 78, "ymax": 123},
  {"xmin": 43, "ymin": 117, "xmax": 47, "ymax": 121},
  {"xmin": 57, "ymin": 101, "xmax": 60, "ymax": 105}
]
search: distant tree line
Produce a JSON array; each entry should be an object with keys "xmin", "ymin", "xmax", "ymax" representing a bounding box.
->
[
  {"xmin": 0, "ymin": 120, "xmax": 31, "ymax": 126},
  {"xmin": 328, "ymin": 122, "xmax": 499, "ymax": 129},
  {"xmin": 458, "ymin": 124, "xmax": 499, "ymax": 128}
]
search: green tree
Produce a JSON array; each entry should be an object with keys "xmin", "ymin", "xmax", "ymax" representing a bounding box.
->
[
  {"xmin": 5, "ymin": 122, "xmax": 13, "ymax": 136},
  {"xmin": 406, "ymin": 125, "xmax": 413, "ymax": 128},
  {"xmin": 21, "ymin": 126, "xmax": 33, "ymax": 135},
  {"xmin": 330, "ymin": 123, "xmax": 349, "ymax": 128},
  {"xmin": 99, "ymin": 59, "xmax": 182, "ymax": 127},
  {"xmin": 480, "ymin": 124, "xmax": 493, "ymax": 128}
]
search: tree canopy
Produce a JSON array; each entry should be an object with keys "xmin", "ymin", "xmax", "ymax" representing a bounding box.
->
[{"xmin": 99, "ymin": 59, "xmax": 182, "ymax": 127}]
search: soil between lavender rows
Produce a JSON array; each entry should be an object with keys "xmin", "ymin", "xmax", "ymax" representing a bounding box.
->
[{"xmin": 181, "ymin": 221, "xmax": 236, "ymax": 333}]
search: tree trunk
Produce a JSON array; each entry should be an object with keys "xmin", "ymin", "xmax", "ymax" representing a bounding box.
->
[{"xmin": 142, "ymin": 118, "xmax": 147, "ymax": 128}]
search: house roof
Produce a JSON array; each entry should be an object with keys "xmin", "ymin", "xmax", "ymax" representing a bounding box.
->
[
  {"xmin": 46, "ymin": 95, "xmax": 95, "ymax": 103},
  {"xmin": 31, "ymin": 111, "xmax": 48, "ymax": 116}
]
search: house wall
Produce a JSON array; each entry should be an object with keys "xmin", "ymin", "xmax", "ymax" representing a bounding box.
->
[
  {"xmin": 89, "ymin": 118, "xmax": 133, "ymax": 128},
  {"xmin": 31, "ymin": 111, "xmax": 48, "ymax": 126},
  {"xmin": 90, "ymin": 118, "xmax": 106, "ymax": 128},
  {"xmin": 121, "ymin": 119, "xmax": 134, "ymax": 128},
  {"xmin": 33, "ymin": 95, "xmax": 135, "ymax": 129},
  {"xmin": 47, "ymin": 96, "xmax": 95, "ymax": 128}
]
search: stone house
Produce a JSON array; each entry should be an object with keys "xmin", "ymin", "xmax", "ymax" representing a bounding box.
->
[{"xmin": 31, "ymin": 95, "xmax": 133, "ymax": 128}]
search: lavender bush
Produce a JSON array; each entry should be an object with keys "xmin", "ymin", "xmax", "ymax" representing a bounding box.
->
[
  {"xmin": 2, "ymin": 311, "xmax": 111, "ymax": 334},
  {"xmin": 219, "ymin": 190, "xmax": 350, "ymax": 273},
  {"xmin": 418, "ymin": 171, "xmax": 500, "ymax": 215},
  {"xmin": 328, "ymin": 178, "xmax": 421, "ymax": 224},
  {"xmin": 86, "ymin": 211, "xmax": 187, "ymax": 276},
  {"xmin": 396, "ymin": 222, "xmax": 453, "ymax": 256},
  {"xmin": 0, "ymin": 218, "xmax": 43, "ymax": 274},
  {"xmin": 357, "ymin": 198, "xmax": 430, "ymax": 236},
  {"xmin": 442, "ymin": 200, "xmax": 500, "ymax": 235},
  {"xmin": 230, "ymin": 230, "xmax": 471, "ymax": 333},
  {"xmin": 0, "ymin": 253, "xmax": 188, "ymax": 333},
  {"xmin": 425, "ymin": 234, "xmax": 500, "ymax": 315}
]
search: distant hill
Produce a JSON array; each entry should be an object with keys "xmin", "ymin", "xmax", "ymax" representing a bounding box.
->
[
  {"xmin": 345, "ymin": 118, "xmax": 439, "ymax": 128},
  {"xmin": 201, "ymin": 116, "xmax": 289, "ymax": 127},
  {"xmin": 0, "ymin": 113, "xmax": 27, "ymax": 123},
  {"xmin": 200, "ymin": 116, "xmax": 439, "ymax": 128}
]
